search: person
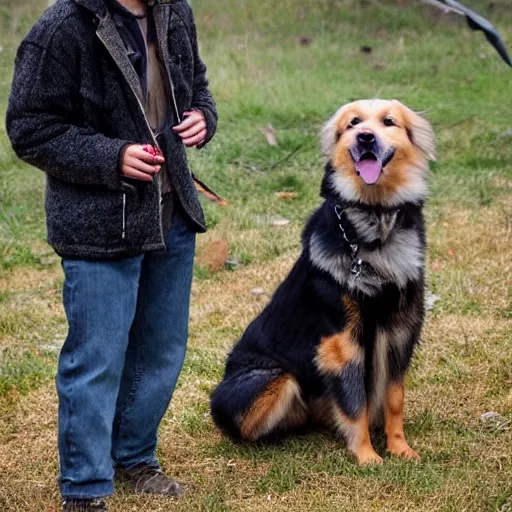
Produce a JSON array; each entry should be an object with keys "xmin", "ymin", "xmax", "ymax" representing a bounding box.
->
[{"xmin": 6, "ymin": 0, "xmax": 217, "ymax": 510}]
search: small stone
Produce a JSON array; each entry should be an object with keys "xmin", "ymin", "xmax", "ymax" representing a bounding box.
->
[
  {"xmin": 250, "ymin": 288, "xmax": 265, "ymax": 297},
  {"xmin": 225, "ymin": 257, "xmax": 241, "ymax": 270},
  {"xmin": 499, "ymin": 499, "xmax": 512, "ymax": 512},
  {"xmin": 272, "ymin": 218, "xmax": 290, "ymax": 227},
  {"xmin": 425, "ymin": 291, "xmax": 440, "ymax": 312},
  {"xmin": 39, "ymin": 338, "xmax": 65, "ymax": 353},
  {"xmin": 480, "ymin": 411, "xmax": 503, "ymax": 423},
  {"xmin": 480, "ymin": 411, "xmax": 510, "ymax": 431}
]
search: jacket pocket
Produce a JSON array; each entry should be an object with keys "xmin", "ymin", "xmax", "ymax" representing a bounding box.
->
[{"xmin": 46, "ymin": 179, "xmax": 127, "ymax": 249}]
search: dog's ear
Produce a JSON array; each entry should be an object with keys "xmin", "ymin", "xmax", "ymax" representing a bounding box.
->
[
  {"xmin": 401, "ymin": 104, "xmax": 436, "ymax": 161},
  {"xmin": 320, "ymin": 108, "xmax": 342, "ymax": 160}
]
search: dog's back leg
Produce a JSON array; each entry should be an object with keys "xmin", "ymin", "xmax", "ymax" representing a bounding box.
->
[{"xmin": 211, "ymin": 368, "xmax": 307, "ymax": 442}]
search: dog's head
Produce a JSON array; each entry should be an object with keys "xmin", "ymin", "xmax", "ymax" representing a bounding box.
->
[{"xmin": 321, "ymin": 99, "xmax": 435, "ymax": 206}]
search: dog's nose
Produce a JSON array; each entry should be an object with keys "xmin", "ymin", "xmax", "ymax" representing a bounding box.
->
[{"xmin": 357, "ymin": 132, "xmax": 376, "ymax": 144}]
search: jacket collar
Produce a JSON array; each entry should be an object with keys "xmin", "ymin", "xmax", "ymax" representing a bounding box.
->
[{"xmin": 94, "ymin": 11, "xmax": 145, "ymax": 103}]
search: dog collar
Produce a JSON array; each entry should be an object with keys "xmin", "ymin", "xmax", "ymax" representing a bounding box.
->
[
  {"xmin": 334, "ymin": 205, "xmax": 364, "ymax": 278},
  {"xmin": 334, "ymin": 204, "xmax": 401, "ymax": 279}
]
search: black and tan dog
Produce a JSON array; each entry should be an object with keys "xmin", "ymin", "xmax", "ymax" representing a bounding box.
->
[{"xmin": 210, "ymin": 99, "xmax": 435, "ymax": 465}]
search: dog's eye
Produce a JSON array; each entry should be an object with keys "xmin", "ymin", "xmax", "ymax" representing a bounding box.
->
[
  {"xmin": 348, "ymin": 117, "xmax": 361, "ymax": 128},
  {"xmin": 383, "ymin": 117, "xmax": 396, "ymax": 127}
]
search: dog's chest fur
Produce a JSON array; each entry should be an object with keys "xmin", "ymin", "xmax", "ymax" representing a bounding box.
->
[{"xmin": 308, "ymin": 201, "xmax": 425, "ymax": 296}]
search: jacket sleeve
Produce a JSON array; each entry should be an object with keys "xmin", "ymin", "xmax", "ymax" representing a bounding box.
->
[
  {"xmin": 185, "ymin": 5, "xmax": 218, "ymax": 147},
  {"xmin": 6, "ymin": 41, "xmax": 130, "ymax": 190}
]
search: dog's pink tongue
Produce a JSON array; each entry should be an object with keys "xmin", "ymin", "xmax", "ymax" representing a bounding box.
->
[{"xmin": 355, "ymin": 160, "xmax": 382, "ymax": 184}]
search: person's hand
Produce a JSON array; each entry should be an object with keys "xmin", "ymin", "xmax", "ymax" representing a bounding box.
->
[
  {"xmin": 120, "ymin": 144, "xmax": 165, "ymax": 182},
  {"xmin": 173, "ymin": 110, "xmax": 207, "ymax": 147}
]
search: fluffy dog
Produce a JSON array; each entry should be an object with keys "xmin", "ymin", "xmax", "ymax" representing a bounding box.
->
[{"xmin": 210, "ymin": 99, "xmax": 435, "ymax": 465}]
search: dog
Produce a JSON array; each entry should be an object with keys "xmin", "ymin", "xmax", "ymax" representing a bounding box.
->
[{"xmin": 210, "ymin": 99, "xmax": 435, "ymax": 465}]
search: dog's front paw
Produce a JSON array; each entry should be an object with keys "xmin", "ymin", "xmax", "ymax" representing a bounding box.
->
[
  {"xmin": 356, "ymin": 447, "xmax": 384, "ymax": 466},
  {"xmin": 387, "ymin": 440, "xmax": 421, "ymax": 461}
]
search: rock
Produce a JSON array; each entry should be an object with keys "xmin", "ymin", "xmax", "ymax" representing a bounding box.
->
[
  {"xmin": 272, "ymin": 218, "xmax": 290, "ymax": 227},
  {"xmin": 480, "ymin": 411, "xmax": 503, "ymax": 423},
  {"xmin": 250, "ymin": 288, "xmax": 266, "ymax": 297},
  {"xmin": 425, "ymin": 291, "xmax": 441, "ymax": 311},
  {"xmin": 480, "ymin": 411, "xmax": 510, "ymax": 431},
  {"xmin": 225, "ymin": 257, "xmax": 241, "ymax": 270}
]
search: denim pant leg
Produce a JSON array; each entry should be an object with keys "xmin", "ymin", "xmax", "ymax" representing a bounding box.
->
[
  {"xmin": 57, "ymin": 256, "xmax": 143, "ymax": 499},
  {"xmin": 111, "ymin": 212, "xmax": 196, "ymax": 468}
]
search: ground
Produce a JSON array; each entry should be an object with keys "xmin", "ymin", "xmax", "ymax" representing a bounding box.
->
[{"xmin": 0, "ymin": 0, "xmax": 511, "ymax": 510}]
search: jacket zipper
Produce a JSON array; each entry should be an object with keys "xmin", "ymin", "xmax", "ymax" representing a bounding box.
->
[
  {"xmin": 96, "ymin": 27, "xmax": 164, "ymax": 244},
  {"xmin": 122, "ymin": 193, "xmax": 127, "ymax": 239},
  {"xmin": 153, "ymin": 9, "xmax": 193, "ymax": 176}
]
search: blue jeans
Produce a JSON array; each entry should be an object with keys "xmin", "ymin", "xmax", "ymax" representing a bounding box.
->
[{"xmin": 57, "ymin": 213, "xmax": 196, "ymax": 499}]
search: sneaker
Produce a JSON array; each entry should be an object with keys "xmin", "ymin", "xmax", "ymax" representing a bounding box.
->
[
  {"xmin": 115, "ymin": 463, "xmax": 186, "ymax": 496},
  {"xmin": 62, "ymin": 499, "xmax": 108, "ymax": 512}
]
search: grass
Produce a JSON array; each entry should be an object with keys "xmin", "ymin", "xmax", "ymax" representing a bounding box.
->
[{"xmin": 0, "ymin": 0, "xmax": 512, "ymax": 510}]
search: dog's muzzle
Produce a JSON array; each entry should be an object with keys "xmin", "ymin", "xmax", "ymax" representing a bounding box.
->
[{"xmin": 350, "ymin": 131, "xmax": 395, "ymax": 185}]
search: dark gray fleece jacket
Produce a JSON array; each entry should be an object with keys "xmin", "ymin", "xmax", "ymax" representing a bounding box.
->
[{"xmin": 6, "ymin": 0, "xmax": 217, "ymax": 260}]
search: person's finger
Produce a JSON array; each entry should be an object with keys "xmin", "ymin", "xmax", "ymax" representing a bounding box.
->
[
  {"xmin": 125, "ymin": 157, "xmax": 161, "ymax": 175},
  {"xmin": 129, "ymin": 146, "xmax": 165, "ymax": 164},
  {"xmin": 121, "ymin": 166, "xmax": 154, "ymax": 182},
  {"xmin": 173, "ymin": 112, "xmax": 203, "ymax": 132},
  {"xmin": 183, "ymin": 129, "xmax": 207, "ymax": 147},
  {"xmin": 177, "ymin": 120, "xmax": 206, "ymax": 140}
]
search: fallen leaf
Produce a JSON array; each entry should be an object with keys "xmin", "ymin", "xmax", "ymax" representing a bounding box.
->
[
  {"xmin": 297, "ymin": 36, "xmax": 313, "ymax": 46},
  {"xmin": 196, "ymin": 239, "xmax": 229, "ymax": 272},
  {"xmin": 448, "ymin": 248, "xmax": 456, "ymax": 257},
  {"xmin": 430, "ymin": 259, "xmax": 443, "ymax": 271},
  {"xmin": 259, "ymin": 123, "xmax": 278, "ymax": 146},
  {"xmin": 275, "ymin": 192, "xmax": 297, "ymax": 200}
]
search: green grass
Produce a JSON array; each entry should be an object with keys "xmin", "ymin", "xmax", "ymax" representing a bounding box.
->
[
  {"xmin": 0, "ymin": 0, "xmax": 511, "ymax": 511},
  {"xmin": 0, "ymin": 349, "xmax": 56, "ymax": 397}
]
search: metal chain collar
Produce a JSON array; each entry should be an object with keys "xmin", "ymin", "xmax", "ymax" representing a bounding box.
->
[{"xmin": 334, "ymin": 205, "xmax": 364, "ymax": 278}]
